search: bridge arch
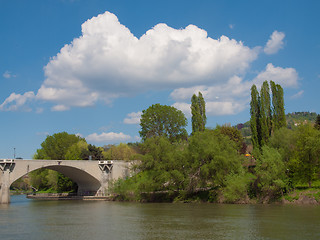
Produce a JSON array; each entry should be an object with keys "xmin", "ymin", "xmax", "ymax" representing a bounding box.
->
[{"xmin": 11, "ymin": 165, "xmax": 102, "ymax": 195}]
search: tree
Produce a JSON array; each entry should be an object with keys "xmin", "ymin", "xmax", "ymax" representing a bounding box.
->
[
  {"xmin": 289, "ymin": 124, "xmax": 320, "ymax": 187},
  {"xmin": 250, "ymin": 84, "xmax": 261, "ymax": 150},
  {"xmin": 259, "ymin": 81, "xmax": 272, "ymax": 145},
  {"xmin": 314, "ymin": 114, "xmax": 320, "ymax": 130},
  {"xmin": 270, "ymin": 81, "xmax": 286, "ymax": 130},
  {"xmin": 250, "ymin": 81, "xmax": 286, "ymax": 150},
  {"xmin": 65, "ymin": 141, "xmax": 88, "ymax": 160},
  {"xmin": 32, "ymin": 132, "xmax": 85, "ymax": 192},
  {"xmin": 191, "ymin": 92, "xmax": 206, "ymax": 134},
  {"xmin": 216, "ymin": 124, "xmax": 246, "ymax": 154},
  {"xmin": 34, "ymin": 132, "xmax": 85, "ymax": 160},
  {"xmin": 185, "ymin": 130, "xmax": 243, "ymax": 192},
  {"xmin": 104, "ymin": 143, "xmax": 139, "ymax": 160},
  {"xmin": 139, "ymin": 104, "xmax": 187, "ymax": 142},
  {"xmin": 254, "ymin": 146, "xmax": 287, "ymax": 201}
]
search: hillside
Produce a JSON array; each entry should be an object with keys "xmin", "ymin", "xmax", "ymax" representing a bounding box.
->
[{"xmin": 235, "ymin": 111, "xmax": 318, "ymax": 145}]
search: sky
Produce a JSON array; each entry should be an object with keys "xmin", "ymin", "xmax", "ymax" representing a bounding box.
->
[{"xmin": 1, "ymin": 0, "xmax": 319, "ymax": 159}]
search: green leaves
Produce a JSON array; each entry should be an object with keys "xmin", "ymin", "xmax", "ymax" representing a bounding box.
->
[
  {"xmin": 191, "ymin": 92, "xmax": 206, "ymax": 134},
  {"xmin": 139, "ymin": 104, "xmax": 187, "ymax": 142}
]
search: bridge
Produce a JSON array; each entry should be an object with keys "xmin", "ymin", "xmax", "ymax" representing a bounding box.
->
[{"xmin": 0, "ymin": 159, "xmax": 132, "ymax": 204}]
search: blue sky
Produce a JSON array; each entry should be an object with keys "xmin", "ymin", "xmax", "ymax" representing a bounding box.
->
[{"xmin": 1, "ymin": 0, "xmax": 319, "ymax": 159}]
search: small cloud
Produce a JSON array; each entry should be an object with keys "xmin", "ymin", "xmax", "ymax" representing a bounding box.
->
[
  {"xmin": 75, "ymin": 133, "xmax": 83, "ymax": 138},
  {"xmin": 3, "ymin": 71, "xmax": 16, "ymax": 79},
  {"xmin": 51, "ymin": 105, "xmax": 70, "ymax": 111},
  {"xmin": 264, "ymin": 31, "xmax": 285, "ymax": 55},
  {"xmin": 229, "ymin": 24, "xmax": 235, "ymax": 29},
  {"xmin": 253, "ymin": 63, "xmax": 299, "ymax": 88},
  {"xmin": 172, "ymin": 102, "xmax": 191, "ymax": 117},
  {"xmin": 290, "ymin": 90, "xmax": 304, "ymax": 99},
  {"xmin": 123, "ymin": 111, "xmax": 142, "ymax": 124},
  {"xmin": 0, "ymin": 91, "xmax": 35, "ymax": 111},
  {"xmin": 86, "ymin": 132, "xmax": 132, "ymax": 143}
]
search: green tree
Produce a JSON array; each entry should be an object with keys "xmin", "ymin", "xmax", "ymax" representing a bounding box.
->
[
  {"xmin": 191, "ymin": 92, "xmax": 206, "ymax": 134},
  {"xmin": 216, "ymin": 124, "xmax": 246, "ymax": 154},
  {"xmin": 104, "ymin": 143, "xmax": 139, "ymax": 160},
  {"xmin": 185, "ymin": 130, "xmax": 243, "ymax": 192},
  {"xmin": 289, "ymin": 124, "xmax": 320, "ymax": 187},
  {"xmin": 314, "ymin": 114, "xmax": 320, "ymax": 130},
  {"xmin": 259, "ymin": 81, "xmax": 272, "ymax": 145},
  {"xmin": 34, "ymin": 132, "xmax": 85, "ymax": 160},
  {"xmin": 65, "ymin": 141, "xmax": 88, "ymax": 160},
  {"xmin": 250, "ymin": 84, "xmax": 261, "ymax": 149},
  {"xmin": 32, "ymin": 132, "xmax": 85, "ymax": 192},
  {"xmin": 139, "ymin": 104, "xmax": 187, "ymax": 142},
  {"xmin": 270, "ymin": 81, "xmax": 286, "ymax": 130},
  {"xmin": 254, "ymin": 146, "xmax": 287, "ymax": 201},
  {"xmin": 81, "ymin": 144, "xmax": 104, "ymax": 160}
]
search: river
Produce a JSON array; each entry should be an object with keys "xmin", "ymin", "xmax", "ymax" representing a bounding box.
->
[{"xmin": 0, "ymin": 195, "xmax": 320, "ymax": 240}]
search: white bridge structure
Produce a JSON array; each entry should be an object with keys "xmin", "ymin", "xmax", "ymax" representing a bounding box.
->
[{"xmin": 0, "ymin": 159, "xmax": 132, "ymax": 204}]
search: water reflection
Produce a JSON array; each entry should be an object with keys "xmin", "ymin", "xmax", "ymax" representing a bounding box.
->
[{"xmin": 0, "ymin": 195, "xmax": 320, "ymax": 240}]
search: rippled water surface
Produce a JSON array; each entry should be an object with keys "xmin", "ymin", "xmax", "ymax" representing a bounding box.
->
[{"xmin": 0, "ymin": 195, "xmax": 320, "ymax": 240}]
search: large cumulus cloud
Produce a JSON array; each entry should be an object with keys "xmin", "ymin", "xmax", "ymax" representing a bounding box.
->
[
  {"xmin": 38, "ymin": 11, "xmax": 258, "ymax": 110},
  {"xmin": 0, "ymin": 11, "xmax": 299, "ymax": 116}
]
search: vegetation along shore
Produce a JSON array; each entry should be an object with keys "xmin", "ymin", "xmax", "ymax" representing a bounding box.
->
[{"xmin": 12, "ymin": 81, "xmax": 320, "ymax": 204}]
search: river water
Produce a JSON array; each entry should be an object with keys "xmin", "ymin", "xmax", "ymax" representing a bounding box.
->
[{"xmin": 0, "ymin": 195, "xmax": 320, "ymax": 240}]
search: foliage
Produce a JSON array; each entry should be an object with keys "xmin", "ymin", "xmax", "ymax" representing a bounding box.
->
[
  {"xmin": 32, "ymin": 132, "xmax": 86, "ymax": 192},
  {"xmin": 191, "ymin": 92, "xmax": 206, "ymax": 134},
  {"xmin": 315, "ymin": 114, "xmax": 320, "ymax": 130},
  {"xmin": 216, "ymin": 124, "xmax": 246, "ymax": 154},
  {"xmin": 34, "ymin": 132, "xmax": 85, "ymax": 160},
  {"xmin": 222, "ymin": 172, "xmax": 255, "ymax": 203},
  {"xmin": 270, "ymin": 80, "xmax": 286, "ymax": 130},
  {"xmin": 139, "ymin": 103, "xmax": 187, "ymax": 142},
  {"xmin": 288, "ymin": 124, "xmax": 320, "ymax": 187},
  {"xmin": 81, "ymin": 144, "xmax": 104, "ymax": 160},
  {"xmin": 185, "ymin": 130, "xmax": 244, "ymax": 191},
  {"xmin": 104, "ymin": 143, "xmax": 140, "ymax": 160},
  {"xmin": 268, "ymin": 127, "xmax": 297, "ymax": 162},
  {"xmin": 250, "ymin": 84, "xmax": 260, "ymax": 149},
  {"xmin": 254, "ymin": 146, "xmax": 287, "ymax": 200},
  {"xmin": 250, "ymin": 81, "xmax": 286, "ymax": 150},
  {"xmin": 65, "ymin": 141, "xmax": 88, "ymax": 160}
]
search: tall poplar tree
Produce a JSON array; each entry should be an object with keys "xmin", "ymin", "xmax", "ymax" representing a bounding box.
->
[
  {"xmin": 259, "ymin": 81, "xmax": 272, "ymax": 145},
  {"xmin": 250, "ymin": 84, "xmax": 260, "ymax": 149},
  {"xmin": 191, "ymin": 92, "xmax": 206, "ymax": 134},
  {"xmin": 315, "ymin": 114, "xmax": 320, "ymax": 130},
  {"xmin": 270, "ymin": 81, "xmax": 286, "ymax": 130}
]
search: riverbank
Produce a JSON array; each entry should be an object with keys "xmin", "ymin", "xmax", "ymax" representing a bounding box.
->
[{"xmin": 26, "ymin": 193, "xmax": 112, "ymax": 201}]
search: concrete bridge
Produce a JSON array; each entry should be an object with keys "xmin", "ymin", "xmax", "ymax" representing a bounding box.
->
[{"xmin": 0, "ymin": 159, "xmax": 132, "ymax": 204}]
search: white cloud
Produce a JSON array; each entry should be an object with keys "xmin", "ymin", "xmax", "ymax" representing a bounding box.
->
[
  {"xmin": 0, "ymin": 91, "xmax": 35, "ymax": 111},
  {"xmin": 51, "ymin": 104, "xmax": 70, "ymax": 111},
  {"xmin": 291, "ymin": 90, "xmax": 304, "ymax": 99},
  {"xmin": 253, "ymin": 63, "xmax": 299, "ymax": 88},
  {"xmin": 33, "ymin": 11, "xmax": 258, "ymax": 109},
  {"xmin": 171, "ymin": 63, "xmax": 299, "ymax": 116},
  {"xmin": 86, "ymin": 132, "xmax": 132, "ymax": 143},
  {"xmin": 171, "ymin": 75, "xmax": 252, "ymax": 116},
  {"xmin": 264, "ymin": 31, "xmax": 285, "ymax": 55},
  {"xmin": 3, "ymin": 71, "xmax": 16, "ymax": 79},
  {"xmin": 172, "ymin": 102, "xmax": 192, "ymax": 117},
  {"xmin": 123, "ymin": 111, "xmax": 142, "ymax": 124},
  {"xmin": 229, "ymin": 24, "xmax": 235, "ymax": 29}
]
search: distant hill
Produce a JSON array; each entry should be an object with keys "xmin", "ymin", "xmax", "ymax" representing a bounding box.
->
[{"xmin": 235, "ymin": 111, "xmax": 318, "ymax": 145}]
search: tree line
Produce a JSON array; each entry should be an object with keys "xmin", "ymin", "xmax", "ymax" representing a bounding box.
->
[{"xmin": 18, "ymin": 83, "xmax": 320, "ymax": 203}]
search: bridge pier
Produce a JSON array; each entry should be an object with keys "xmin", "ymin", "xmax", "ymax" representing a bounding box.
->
[{"xmin": 0, "ymin": 170, "xmax": 11, "ymax": 204}]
